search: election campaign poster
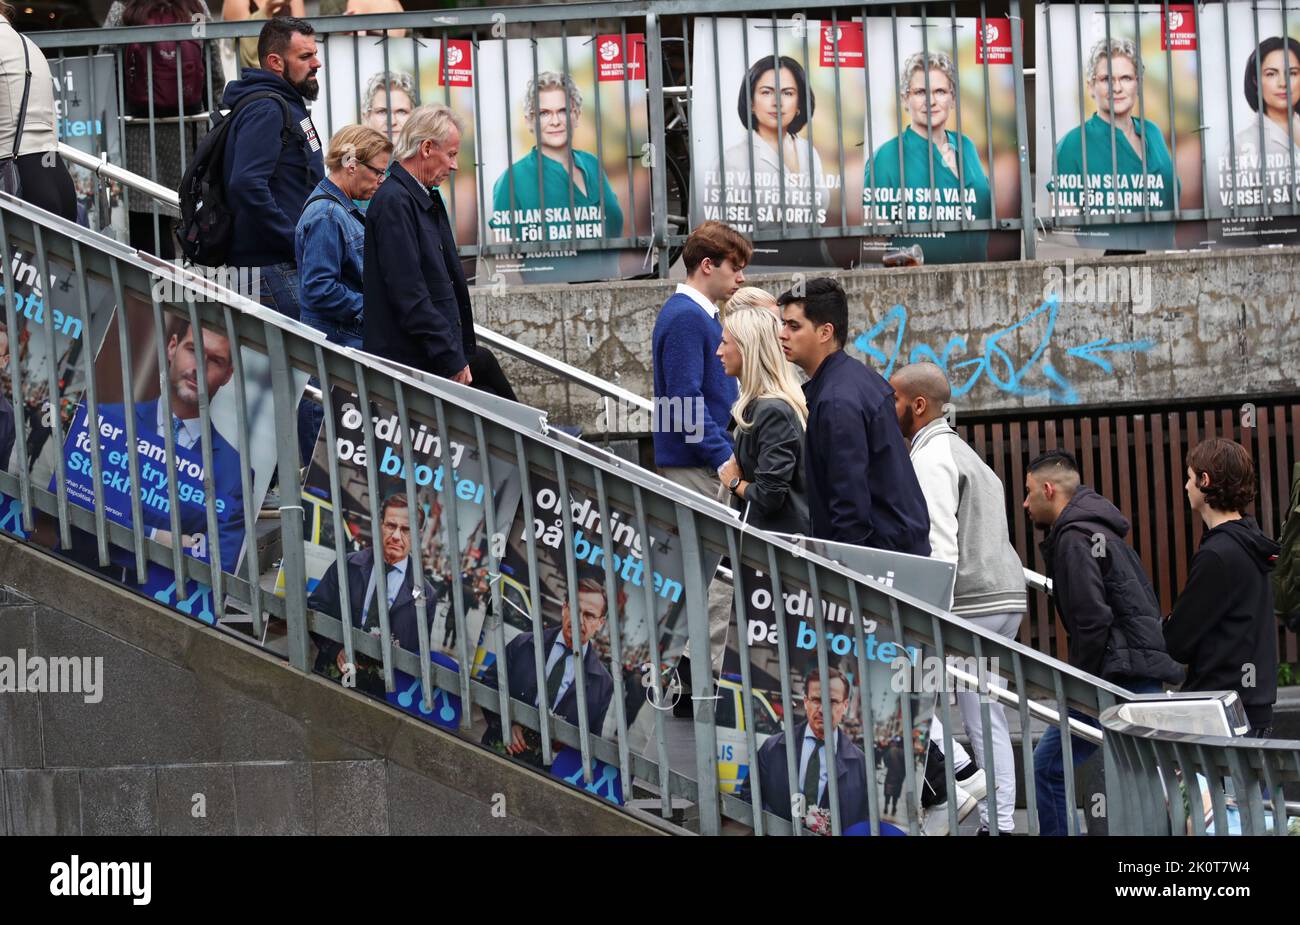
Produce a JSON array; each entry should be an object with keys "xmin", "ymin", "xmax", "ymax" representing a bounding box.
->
[
  {"xmin": 318, "ymin": 35, "xmax": 479, "ymax": 273},
  {"xmin": 0, "ymin": 248, "xmax": 116, "ymax": 536},
  {"xmin": 53, "ymin": 55, "xmax": 126, "ymax": 239},
  {"xmin": 294, "ymin": 385, "xmax": 522, "ymax": 722},
  {"xmin": 1035, "ymin": 3, "xmax": 1203, "ymax": 252},
  {"xmin": 469, "ymin": 469, "xmax": 721, "ymax": 801},
  {"xmin": 718, "ymin": 539, "xmax": 955, "ymax": 834},
  {"xmin": 690, "ymin": 17, "xmax": 864, "ymax": 269},
  {"xmin": 475, "ymin": 33, "xmax": 653, "ymax": 284},
  {"xmin": 50, "ymin": 292, "xmax": 300, "ymax": 626},
  {"xmin": 862, "ymin": 16, "xmax": 1022, "ymax": 264},
  {"xmin": 1201, "ymin": 0, "xmax": 1300, "ymax": 246}
]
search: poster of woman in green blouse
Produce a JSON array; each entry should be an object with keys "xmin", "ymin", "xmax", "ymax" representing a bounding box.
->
[
  {"xmin": 863, "ymin": 51, "xmax": 991, "ymax": 264},
  {"xmin": 1036, "ymin": 5, "xmax": 1201, "ymax": 253},
  {"xmin": 860, "ymin": 16, "xmax": 1021, "ymax": 266},
  {"xmin": 477, "ymin": 35, "xmax": 651, "ymax": 284}
]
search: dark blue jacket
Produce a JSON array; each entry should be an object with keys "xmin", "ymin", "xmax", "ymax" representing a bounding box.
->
[
  {"xmin": 308, "ymin": 547, "xmax": 438, "ymax": 661},
  {"xmin": 651, "ymin": 291, "xmax": 737, "ymax": 470},
  {"xmin": 363, "ymin": 161, "xmax": 476, "ymax": 377},
  {"xmin": 803, "ymin": 350, "xmax": 930, "ymax": 555},
  {"xmin": 221, "ymin": 69, "xmax": 324, "ymax": 267},
  {"xmin": 480, "ymin": 625, "xmax": 615, "ymax": 744},
  {"xmin": 741, "ymin": 722, "xmax": 869, "ymax": 830}
]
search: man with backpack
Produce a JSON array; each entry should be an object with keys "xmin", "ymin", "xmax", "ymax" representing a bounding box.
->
[{"xmin": 214, "ymin": 16, "xmax": 323, "ymax": 320}]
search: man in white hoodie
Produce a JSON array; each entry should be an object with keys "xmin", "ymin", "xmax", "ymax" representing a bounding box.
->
[{"xmin": 891, "ymin": 361, "xmax": 1028, "ymax": 835}]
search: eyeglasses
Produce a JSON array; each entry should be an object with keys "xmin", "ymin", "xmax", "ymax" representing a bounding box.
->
[
  {"xmin": 1092, "ymin": 74, "xmax": 1137, "ymax": 89},
  {"xmin": 907, "ymin": 87, "xmax": 952, "ymax": 102},
  {"xmin": 358, "ymin": 161, "xmax": 387, "ymax": 179},
  {"xmin": 538, "ymin": 107, "xmax": 570, "ymax": 125},
  {"xmin": 804, "ymin": 697, "xmax": 847, "ymax": 711}
]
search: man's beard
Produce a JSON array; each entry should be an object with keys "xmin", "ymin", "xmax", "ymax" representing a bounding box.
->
[
  {"xmin": 898, "ymin": 407, "xmax": 915, "ymax": 439},
  {"xmin": 292, "ymin": 73, "xmax": 319, "ymax": 101}
]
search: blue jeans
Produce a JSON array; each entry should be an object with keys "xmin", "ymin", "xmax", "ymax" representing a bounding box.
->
[
  {"xmin": 255, "ymin": 260, "xmax": 302, "ymax": 322},
  {"xmin": 1033, "ymin": 677, "xmax": 1165, "ymax": 836},
  {"xmin": 296, "ymin": 316, "xmax": 363, "ymax": 467}
]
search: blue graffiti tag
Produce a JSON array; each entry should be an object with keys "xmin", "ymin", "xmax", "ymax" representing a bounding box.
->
[{"xmin": 852, "ymin": 296, "xmax": 1155, "ymax": 404}]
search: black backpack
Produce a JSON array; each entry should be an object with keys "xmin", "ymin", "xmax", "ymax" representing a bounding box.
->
[{"xmin": 175, "ymin": 91, "xmax": 298, "ymax": 267}]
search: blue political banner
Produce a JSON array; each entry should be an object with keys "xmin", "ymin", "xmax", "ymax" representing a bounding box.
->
[
  {"xmin": 549, "ymin": 747, "xmax": 624, "ymax": 806},
  {"xmin": 385, "ymin": 651, "xmax": 462, "ymax": 730}
]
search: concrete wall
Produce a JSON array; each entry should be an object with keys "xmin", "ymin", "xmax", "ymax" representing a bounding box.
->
[
  {"xmin": 473, "ymin": 247, "xmax": 1300, "ymax": 432},
  {"xmin": 0, "ymin": 538, "xmax": 663, "ymax": 837}
]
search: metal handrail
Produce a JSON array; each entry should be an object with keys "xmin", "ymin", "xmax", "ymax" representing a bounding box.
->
[{"xmin": 0, "ymin": 187, "xmax": 1151, "ymax": 837}]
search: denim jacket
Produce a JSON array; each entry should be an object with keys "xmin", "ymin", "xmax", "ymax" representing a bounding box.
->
[{"xmin": 295, "ymin": 177, "xmax": 365, "ymax": 346}]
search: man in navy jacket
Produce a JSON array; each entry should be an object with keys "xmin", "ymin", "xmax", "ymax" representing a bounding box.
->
[
  {"xmin": 479, "ymin": 578, "xmax": 616, "ymax": 767},
  {"xmin": 739, "ymin": 668, "xmax": 869, "ymax": 831},
  {"xmin": 363, "ymin": 104, "xmax": 515, "ymax": 400},
  {"xmin": 308, "ymin": 493, "xmax": 437, "ymax": 696},
  {"xmin": 778, "ymin": 278, "xmax": 930, "ymax": 556},
  {"xmin": 221, "ymin": 17, "xmax": 324, "ymax": 321}
]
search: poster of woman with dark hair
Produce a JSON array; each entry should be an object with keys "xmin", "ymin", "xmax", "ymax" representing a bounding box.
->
[
  {"xmin": 1203, "ymin": 11, "xmax": 1300, "ymax": 246},
  {"xmin": 691, "ymin": 19, "xmax": 864, "ymax": 269}
]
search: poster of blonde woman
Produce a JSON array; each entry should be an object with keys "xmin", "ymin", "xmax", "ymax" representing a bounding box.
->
[
  {"xmin": 861, "ymin": 16, "xmax": 1022, "ymax": 264},
  {"xmin": 1035, "ymin": 4, "xmax": 1202, "ymax": 252},
  {"xmin": 691, "ymin": 18, "xmax": 864, "ymax": 269},
  {"xmin": 475, "ymin": 34, "xmax": 653, "ymax": 284}
]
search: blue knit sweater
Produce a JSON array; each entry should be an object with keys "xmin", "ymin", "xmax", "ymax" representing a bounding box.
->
[{"xmin": 652, "ymin": 292, "xmax": 737, "ymax": 469}]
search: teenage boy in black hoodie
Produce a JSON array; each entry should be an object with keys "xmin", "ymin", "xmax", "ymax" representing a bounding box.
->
[
  {"xmin": 1023, "ymin": 449, "xmax": 1184, "ymax": 835},
  {"xmin": 1164, "ymin": 438, "xmax": 1279, "ymax": 737}
]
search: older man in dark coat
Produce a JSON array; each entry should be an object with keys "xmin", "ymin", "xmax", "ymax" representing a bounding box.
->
[{"xmin": 362, "ymin": 103, "xmax": 515, "ymax": 400}]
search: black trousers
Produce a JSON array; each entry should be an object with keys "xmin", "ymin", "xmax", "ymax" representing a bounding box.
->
[
  {"xmin": 15, "ymin": 152, "xmax": 76, "ymax": 222},
  {"xmin": 468, "ymin": 346, "xmax": 517, "ymax": 403}
]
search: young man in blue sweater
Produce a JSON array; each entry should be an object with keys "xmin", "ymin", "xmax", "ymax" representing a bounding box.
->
[{"xmin": 652, "ymin": 220, "xmax": 750, "ymax": 697}]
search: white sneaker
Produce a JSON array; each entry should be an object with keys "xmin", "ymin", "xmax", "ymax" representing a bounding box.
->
[
  {"xmin": 956, "ymin": 767, "xmax": 987, "ymax": 803},
  {"xmin": 921, "ymin": 785, "xmax": 978, "ymax": 836}
]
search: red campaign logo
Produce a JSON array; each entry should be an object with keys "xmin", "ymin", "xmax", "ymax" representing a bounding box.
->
[
  {"xmin": 596, "ymin": 33, "xmax": 646, "ymax": 82},
  {"xmin": 819, "ymin": 21, "xmax": 864, "ymax": 69},
  {"xmin": 438, "ymin": 39, "xmax": 473, "ymax": 87},
  {"xmin": 1161, "ymin": 4, "xmax": 1197, "ymax": 51},
  {"xmin": 976, "ymin": 17, "xmax": 1014, "ymax": 65}
]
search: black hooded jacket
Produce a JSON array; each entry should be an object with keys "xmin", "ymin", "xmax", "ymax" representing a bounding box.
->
[
  {"xmin": 1164, "ymin": 516, "xmax": 1279, "ymax": 728},
  {"xmin": 1040, "ymin": 486, "xmax": 1184, "ymax": 685}
]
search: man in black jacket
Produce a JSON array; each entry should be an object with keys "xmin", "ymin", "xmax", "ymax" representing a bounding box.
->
[
  {"xmin": 362, "ymin": 104, "xmax": 515, "ymax": 400},
  {"xmin": 777, "ymin": 278, "xmax": 929, "ymax": 555},
  {"xmin": 1164, "ymin": 438, "xmax": 1278, "ymax": 737},
  {"xmin": 1023, "ymin": 449, "xmax": 1183, "ymax": 835}
]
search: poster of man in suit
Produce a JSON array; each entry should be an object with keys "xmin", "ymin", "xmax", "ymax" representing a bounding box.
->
[
  {"xmin": 309, "ymin": 491, "xmax": 439, "ymax": 696},
  {"xmin": 478, "ymin": 576, "xmax": 620, "ymax": 767},
  {"xmin": 295, "ymin": 384, "xmax": 522, "ymax": 711}
]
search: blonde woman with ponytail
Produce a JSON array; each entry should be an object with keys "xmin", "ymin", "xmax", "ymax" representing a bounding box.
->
[{"xmin": 715, "ymin": 306, "xmax": 810, "ymax": 533}]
